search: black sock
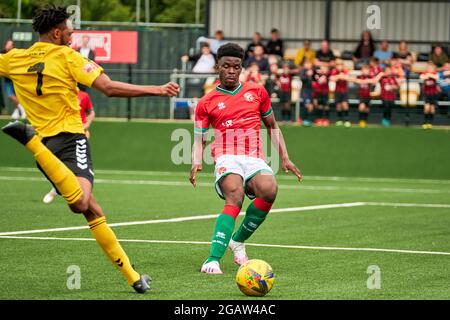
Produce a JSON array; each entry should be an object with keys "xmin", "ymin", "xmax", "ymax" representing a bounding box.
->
[
  {"xmin": 364, "ymin": 112, "xmax": 369, "ymax": 121},
  {"xmin": 383, "ymin": 107, "xmax": 391, "ymax": 120},
  {"xmin": 316, "ymin": 108, "xmax": 324, "ymax": 119},
  {"xmin": 324, "ymin": 109, "xmax": 330, "ymax": 119},
  {"xmin": 337, "ymin": 111, "xmax": 343, "ymax": 120},
  {"xmin": 343, "ymin": 110, "xmax": 349, "ymax": 121}
]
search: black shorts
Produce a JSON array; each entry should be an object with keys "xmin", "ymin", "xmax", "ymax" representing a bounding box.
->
[
  {"xmin": 424, "ymin": 94, "xmax": 438, "ymax": 105},
  {"xmin": 37, "ymin": 133, "xmax": 94, "ymax": 192},
  {"xmin": 382, "ymin": 100, "xmax": 395, "ymax": 109},
  {"xmin": 359, "ymin": 98, "xmax": 371, "ymax": 106},
  {"xmin": 315, "ymin": 93, "xmax": 328, "ymax": 106},
  {"xmin": 335, "ymin": 92, "xmax": 348, "ymax": 103},
  {"xmin": 279, "ymin": 91, "xmax": 291, "ymax": 103}
]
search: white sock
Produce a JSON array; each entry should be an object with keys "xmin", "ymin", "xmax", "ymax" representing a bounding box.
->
[
  {"xmin": 18, "ymin": 104, "xmax": 26, "ymax": 119},
  {"xmin": 11, "ymin": 108, "xmax": 19, "ymax": 120}
]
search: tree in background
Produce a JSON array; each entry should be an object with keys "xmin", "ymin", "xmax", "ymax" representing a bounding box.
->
[{"xmin": 0, "ymin": 0, "xmax": 204, "ymax": 23}]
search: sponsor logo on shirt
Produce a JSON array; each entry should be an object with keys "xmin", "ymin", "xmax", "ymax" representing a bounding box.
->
[{"xmin": 82, "ymin": 62, "xmax": 99, "ymax": 74}]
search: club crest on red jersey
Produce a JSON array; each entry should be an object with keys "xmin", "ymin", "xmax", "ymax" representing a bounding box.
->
[
  {"xmin": 218, "ymin": 102, "xmax": 226, "ymax": 110},
  {"xmin": 218, "ymin": 167, "xmax": 227, "ymax": 175},
  {"xmin": 244, "ymin": 92, "xmax": 254, "ymax": 102}
]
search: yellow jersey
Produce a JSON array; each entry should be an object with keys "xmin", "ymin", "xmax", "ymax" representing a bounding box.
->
[{"xmin": 0, "ymin": 42, "xmax": 103, "ymax": 138}]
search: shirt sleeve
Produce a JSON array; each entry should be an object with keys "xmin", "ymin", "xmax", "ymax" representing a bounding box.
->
[
  {"xmin": 194, "ymin": 100, "xmax": 210, "ymax": 134},
  {"xmin": 66, "ymin": 49, "xmax": 103, "ymax": 87},
  {"xmin": 0, "ymin": 53, "xmax": 9, "ymax": 77},
  {"xmin": 259, "ymin": 86, "xmax": 273, "ymax": 117}
]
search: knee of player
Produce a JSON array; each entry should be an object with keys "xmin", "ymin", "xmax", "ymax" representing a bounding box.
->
[
  {"xmin": 259, "ymin": 184, "xmax": 278, "ymax": 203},
  {"xmin": 69, "ymin": 197, "xmax": 89, "ymax": 213},
  {"xmin": 225, "ymin": 188, "xmax": 245, "ymax": 207}
]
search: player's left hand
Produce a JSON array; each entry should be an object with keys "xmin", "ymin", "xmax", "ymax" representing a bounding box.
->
[
  {"xmin": 160, "ymin": 82, "xmax": 180, "ymax": 97},
  {"xmin": 282, "ymin": 158, "xmax": 302, "ymax": 182}
]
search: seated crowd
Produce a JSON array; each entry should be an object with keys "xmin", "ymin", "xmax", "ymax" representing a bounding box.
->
[{"xmin": 182, "ymin": 29, "xmax": 450, "ymax": 129}]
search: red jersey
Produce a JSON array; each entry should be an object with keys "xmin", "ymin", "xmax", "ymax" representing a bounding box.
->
[
  {"xmin": 195, "ymin": 82, "xmax": 272, "ymax": 160},
  {"xmin": 357, "ymin": 75, "xmax": 372, "ymax": 98},
  {"xmin": 313, "ymin": 71, "xmax": 329, "ymax": 94},
  {"xmin": 278, "ymin": 74, "xmax": 292, "ymax": 92},
  {"xmin": 422, "ymin": 72, "xmax": 439, "ymax": 96},
  {"xmin": 380, "ymin": 76, "xmax": 398, "ymax": 101},
  {"xmin": 78, "ymin": 90, "xmax": 93, "ymax": 124},
  {"xmin": 330, "ymin": 68, "xmax": 348, "ymax": 93},
  {"xmin": 369, "ymin": 66, "xmax": 383, "ymax": 77}
]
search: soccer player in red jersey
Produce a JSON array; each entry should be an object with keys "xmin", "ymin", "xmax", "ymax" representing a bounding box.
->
[
  {"xmin": 190, "ymin": 43, "xmax": 302, "ymax": 274},
  {"xmin": 420, "ymin": 63, "xmax": 440, "ymax": 129},
  {"xmin": 350, "ymin": 67, "xmax": 397, "ymax": 127},
  {"xmin": 313, "ymin": 65, "xmax": 330, "ymax": 126},
  {"xmin": 78, "ymin": 89, "xmax": 95, "ymax": 138},
  {"xmin": 330, "ymin": 60, "xmax": 350, "ymax": 127},
  {"xmin": 356, "ymin": 65, "xmax": 373, "ymax": 127},
  {"xmin": 43, "ymin": 88, "xmax": 95, "ymax": 204},
  {"xmin": 378, "ymin": 67, "xmax": 399, "ymax": 127}
]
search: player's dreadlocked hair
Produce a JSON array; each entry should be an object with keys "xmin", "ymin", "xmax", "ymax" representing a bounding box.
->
[
  {"xmin": 32, "ymin": 4, "xmax": 70, "ymax": 35},
  {"xmin": 217, "ymin": 43, "xmax": 244, "ymax": 60}
]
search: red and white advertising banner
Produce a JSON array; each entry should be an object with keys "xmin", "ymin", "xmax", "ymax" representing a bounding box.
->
[{"xmin": 71, "ymin": 31, "xmax": 138, "ymax": 64}]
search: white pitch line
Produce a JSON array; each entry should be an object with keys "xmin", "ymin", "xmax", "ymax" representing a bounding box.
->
[
  {"xmin": 0, "ymin": 235, "xmax": 449, "ymax": 256},
  {"xmin": 364, "ymin": 202, "xmax": 450, "ymax": 208},
  {"xmin": 0, "ymin": 175, "xmax": 449, "ymax": 194},
  {"xmin": 0, "ymin": 202, "xmax": 365, "ymax": 236},
  {"xmin": 0, "ymin": 201, "xmax": 449, "ymax": 237},
  {"xmin": 1, "ymin": 166, "xmax": 450, "ymax": 185}
]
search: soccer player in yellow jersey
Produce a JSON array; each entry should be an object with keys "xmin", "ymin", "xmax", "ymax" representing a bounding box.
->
[{"xmin": 0, "ymin": 5, "xmax": 179, "ymax": 293}]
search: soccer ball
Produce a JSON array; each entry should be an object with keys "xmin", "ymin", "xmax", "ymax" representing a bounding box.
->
[{"xmin": 236, "ymin": 259, "xmax": 275, "ymax": 297}]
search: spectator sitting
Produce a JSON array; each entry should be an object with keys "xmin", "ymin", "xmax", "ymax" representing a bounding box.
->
[
  {"xmin": 430, "ymin": 44, "xmax": 449, "ymax": 69},
  {"xmin": 353, "ymin": 30, "xmax": 375, "ymax": 65},
  {"xmin": 314, "ymin": 40, "xmax": 335, "ymax": 67},
  {"xmin": 266, "ymin": 63, "xmax": 280, "ymax": 96},
  {"xmin": 266, "ymin": 28, "xmax": 284, "ymax": 58},
  {"xmin": 299, "ymin": 61, "xmax": 315, "ymax": 126},
  {"xmin": 295, "ymin": 40, "xmax": 316, "ymax": 67},
  {"xmin": 437, "ymin": 62, "xmax": 450, "ymax": 102},
  {"xmin": 245, "ymin": 32, "xmax": 266, "ymax": 60},
  {"xmin": 244, "ymin": 45, "xmax": 269, "ymax": 72},
  {"xmin": 196, "ymin": 30, "xmax": 227, "ymax": 55},
  {"xmin": 277, "ymin": 62, "xmax": 293, "ymax": 122},
  {"xmin": 242, "ymin": 62, "xmax": 265, "ymax": 86},
  {"xmin": 393, "ymin": 41, "xmax": 413, "ymax": 71},
  {"xmin": 374, "ymin": 40, "xmax": 393, "ymax": 69},
  {"xmin": 181, "ymin": 43, "xmax": 216, "ymax": 73}
]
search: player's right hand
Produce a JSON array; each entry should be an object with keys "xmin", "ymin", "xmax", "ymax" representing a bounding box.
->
[
  {"xmin": 160, "ymin": 82, "xmax": 180, "ymax": 97},
  {"xmin": 189, "ymin": 164, "xmax": 202, "ymax": 188}
]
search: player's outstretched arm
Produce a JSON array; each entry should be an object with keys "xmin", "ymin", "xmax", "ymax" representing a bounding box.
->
[
  {"xmin": 189, "ymin": 132, "xmax": 207, "ymax": 188},
  {"xmin": 262, "ymin": 113, "xmax": 302, "ymax": 181},
  {"xmin": 92, "ymin": 73, "xmax": 180, "ymax": 97}
]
